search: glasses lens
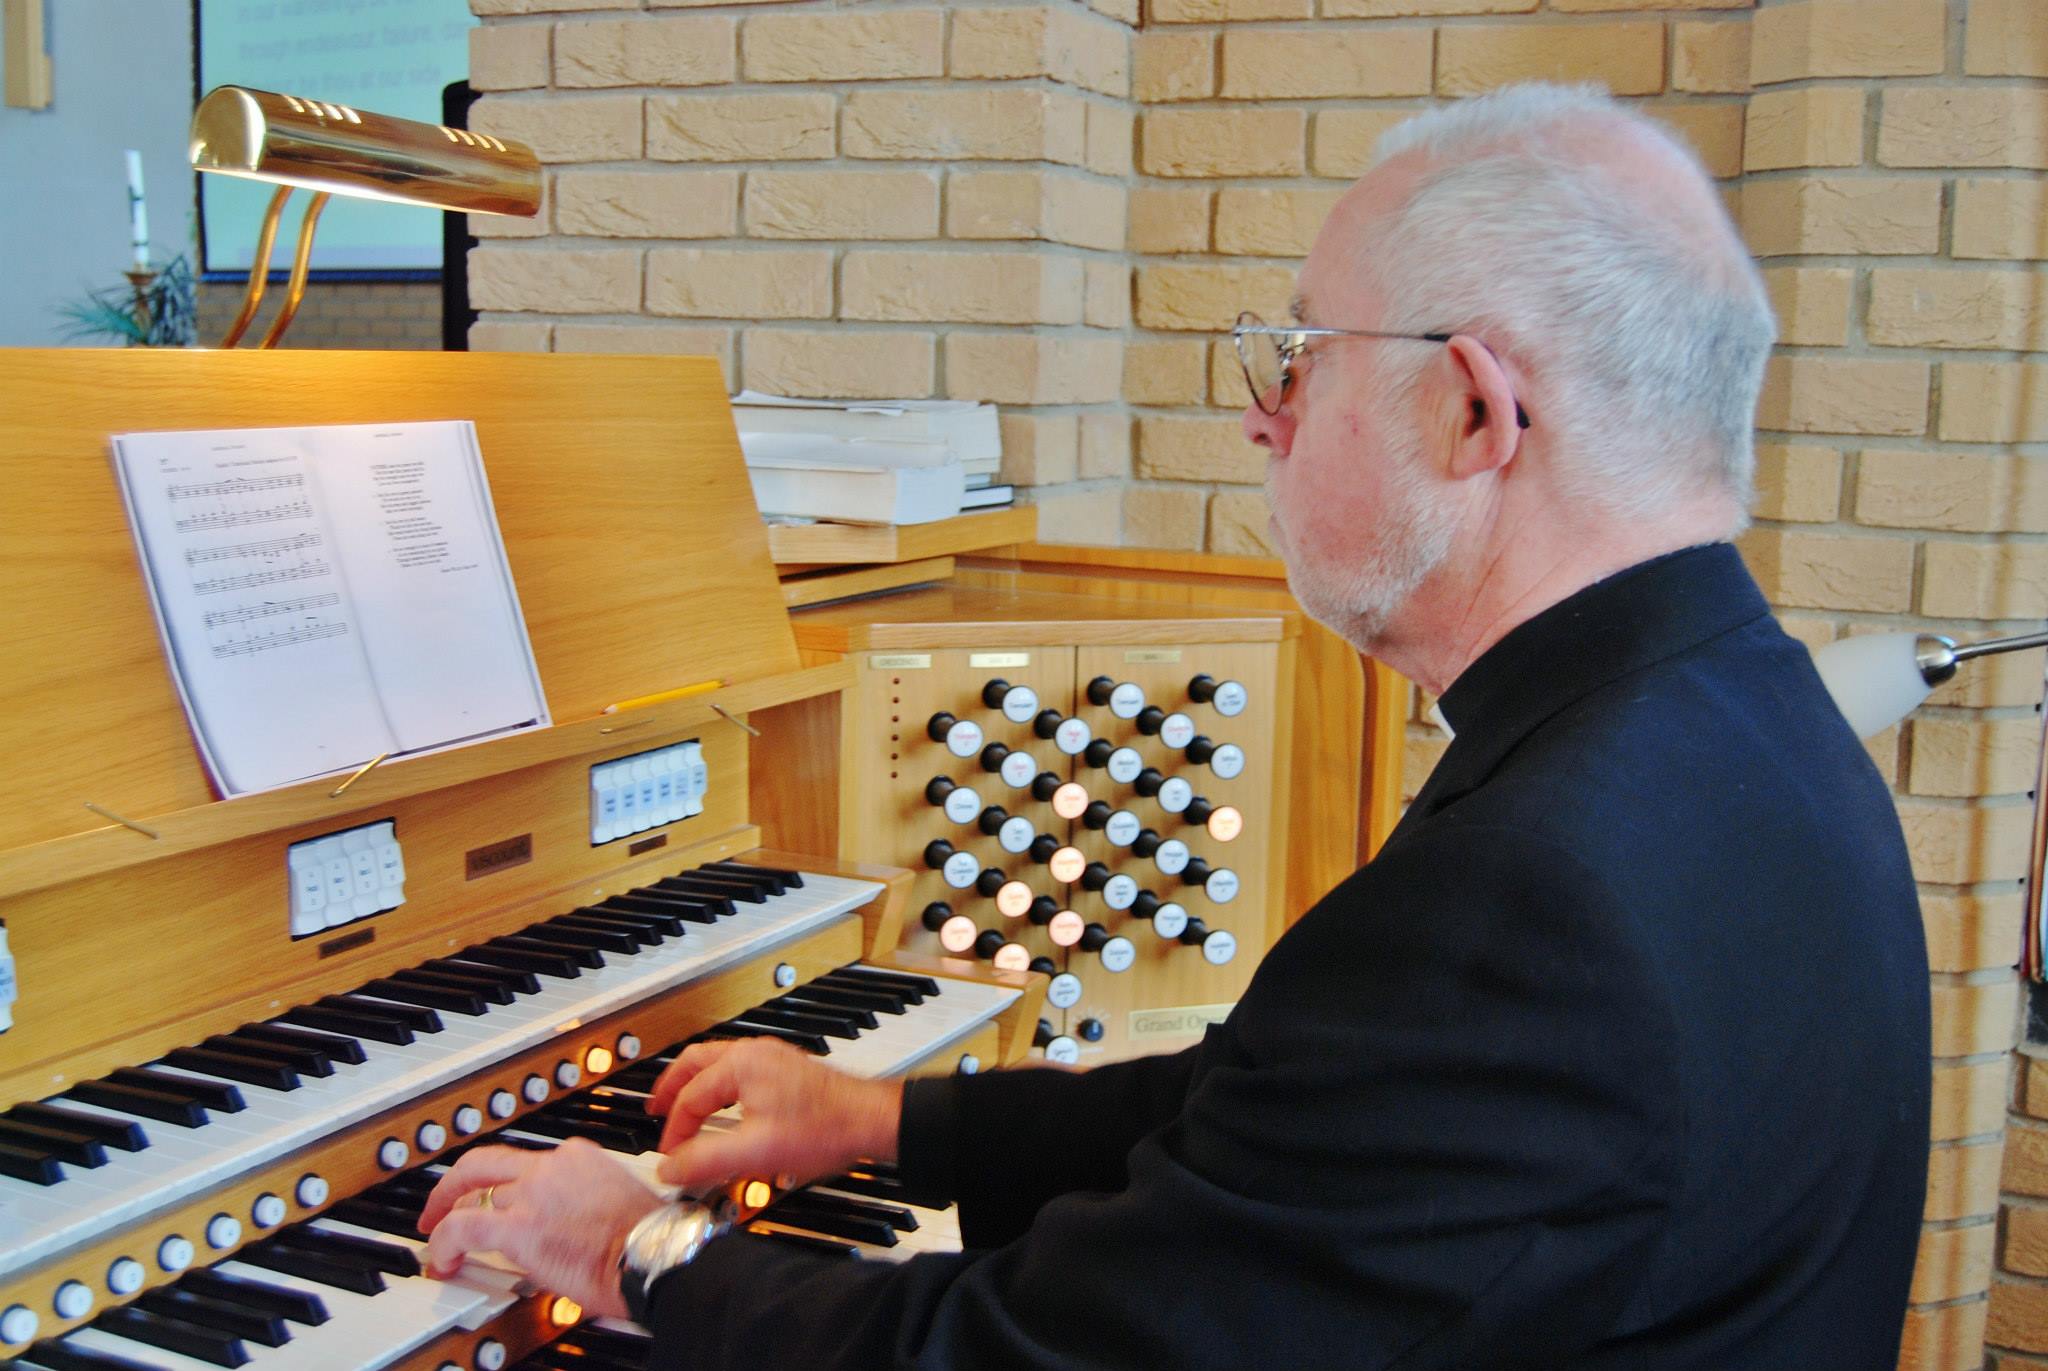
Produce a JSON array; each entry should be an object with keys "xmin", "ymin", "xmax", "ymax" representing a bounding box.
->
[{"xmin": 1234, "ymin": 312, "xmax": 1283, "ymax": 415}]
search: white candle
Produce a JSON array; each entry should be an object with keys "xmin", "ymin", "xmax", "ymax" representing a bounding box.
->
[{"xmin": 125, "ymin": 149, "xmax": 149, "ymax": 271}]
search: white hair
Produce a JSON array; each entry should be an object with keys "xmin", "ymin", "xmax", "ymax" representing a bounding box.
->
[{"xmin": 1368, "ymin": 83, "xmax": 1775, "ymax": 522}]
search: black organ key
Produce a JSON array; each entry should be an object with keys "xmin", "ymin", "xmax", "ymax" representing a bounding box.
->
[
  {"xmin": 392, "ymin": 967, "xmax": 517, "ymax": 1005},
  {"xmin": 776, "ymin": 982, "xmax": 905, "ymax": 1016},
  {"xmin": 135, "ymin": 1289, "xmax": 292, "ymax": 1348},
  {"xmin": 758, "ymin": 1197, "xmax": 898, "ymax": 1247},
  {"xmin": 206, "ymin": 1033, "xmax": 335, "ymax": 1078},
  {"xmin": 487, "ymin": 935, "xmax": 606, "ymax": 970},
  {"xmin": 181, "ymin": 1267, "xmax": 331, "ymax": 1327},
  {"xmin": 0, "ymin": 1141, "xmax": 63, "ymax": 1184},
  {"xmin": 279, "ymin": 1003, "xmax": 416, "ymax": 1045},
  {"xmin": 15, "ymin": 1340, "xmax": 165, "ymax": 1371},
  {"xmin": 8, "ymin": 1101, "xmax": 149, "ymax": 1151},
  {"xmin": 107, "ymin": 1067, "xmax": 248, "ymax": 1114},
  {"xmin": 95, "ymin": 1306, "xmax": 253, "ymax": 1368},
  {"xmin": 559, "ymin": 909, "xmax": 673, "ymax": 943},
  {"xmin": 691, "ymin": 865, "xmax": 784, "ymax": 899},
  {"xmin": 514, "ymin": 1114, "xmax": 644, "ymax": 1154},
  {"xmin": 233, "ymin": 1242, "xmax": 385, "ymax": 1295},
  {"xmin": 531, "ymin": 919, "xmax": 645, "ymax": 956},
  {"xmin": 583, "ymin": 904, "xmax": 691, "ymax": 937},
  {"xmin": 704, "ymin": 860, "xmax": 800, "ymax": 891},
  {"xmin": 752, "ymin": 1230, "xmax": 860, "ymax": 1260},
  {"xmin": 319, "ymin": 994, "xmax": 444, "ymax": 1035},
  {"xmin": 325, "ymin": 1196, "xmax": 428, "ymax": 1240},
  {"xmin": 457, "ymin": 944, "xmax": 583, "ymax": 980},
  {"xmin": 828, "ymin": 965, "xmax": 943, "ymax": 998},
  {"xmin": 69, "ymin": 1079, "xmax": 213, "ymax": 1127},
  {"xmin": 162, "ymin": 1047, "xmax": 302, "ymax": 1092},
  {"xmin": 0, "ymin": 1117, "xmax": 108, "ymax": 1168},
  {"xmin": 656, "ymin": 874, "xmax": 767, "ymax": 904},
  {"xmin": 816, "ymin": 1168, "xmax": 910, "ymax": 1202},
  {"xmin": 735, "ymin": 1006, "xmax": 862, "ymax": 1040},
  {"xmin": 422, "ymin": 957, "xmax": 543, "ymax": 994},
  {"xmin": 237, "ymin": 1020, "xmax": 370, "ymax": 1065},
  {"xmin": 699, "ymin": 1023, "xmax": 830, "ymax": 1056},
  {"xmin": 782, "ymin": 1188, "xmax": 920, "ymax": 1233},
  {"xmin": 275, "ymin": 1226, "xmax": 421, "ymax": 1278},
  {"xmin": 773, "ymin": 992, "xmax": 879, "ymax": 1030},
  {"xmin": 622, "ymin": 889, "xmax": 731, "ymax": 921}
]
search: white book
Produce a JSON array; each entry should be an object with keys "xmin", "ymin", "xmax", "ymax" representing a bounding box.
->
[
  {"xmin": 960, "ymin": 484, "xmax": 1015, "ymax": 510},
  {"xmin": 109, "ymin": 421, "xmax": 550, "ymax": 797},
  {"xmin": 732, "ymin": 391, "xmax": 1002, "ymax": 468},
  {"xmin": 737, "ymin": 431, "xmax": 954, "ymax": 470},
  {"xmin": 746, "ymin": 455, "xmax": 966, "ymax": 526}
]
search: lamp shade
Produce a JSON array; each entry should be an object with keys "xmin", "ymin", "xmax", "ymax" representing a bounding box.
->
[
  {"xmin": 190, "ymin": 85, "xmax": 539, "ymax": 217},
  {"xmin": 1809, "ymin": 632, "xmax": 1936, "ymax": 740}
]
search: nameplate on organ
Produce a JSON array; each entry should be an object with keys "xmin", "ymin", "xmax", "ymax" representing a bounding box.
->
[{"xmin": 0, "ymin": 349, "xmax": 1045, "ymax": 1368}]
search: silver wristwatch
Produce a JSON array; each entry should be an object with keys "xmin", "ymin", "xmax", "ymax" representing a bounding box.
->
[{"xmin": 618, "ymin": 1198, "xmax": 732, "ymax": 1323}]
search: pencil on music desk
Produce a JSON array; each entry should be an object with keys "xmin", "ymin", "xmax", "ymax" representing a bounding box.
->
[{"xmin": 601, "ymin": 678, "xmax": 724, "ymax": 715}]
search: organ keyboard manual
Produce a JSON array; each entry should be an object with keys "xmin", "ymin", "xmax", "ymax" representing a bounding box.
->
[{"xmin": 108, "ymin": 421, "xmax": 548, "ymax": 798}]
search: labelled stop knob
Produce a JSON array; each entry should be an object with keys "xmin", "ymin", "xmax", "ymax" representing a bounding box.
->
[
  {"xmin": 1027, "ymin": 895, "xmax": 1062, "ymax": 924},
  {"xmin": 923, "ymin": 840, "xmax": 958, "ymax": 870},
  {"xmin": 1185, "ymin": 735, "xmax": 1218, "ymax": 764},
  {"xmin": 928, "ymin": 712, "xmax": 960, "ymax": 743},
  {"xmin": 975, "ymin": 930, "xmax": 1008, "ymax": 960},
  {"xmin": 1034, "ymin": 1017, "xmax": 1057, "ymax": 1046},
  {"xmin": 1135, "ymin": 706, "xmax": 1167, "ymax": 736},
  {"xmin": 1183, "ymin": 856, "xmax": 1213, "ymax": 886},
  {"xmin": 1086, "ymin": 675, "xmax": 1116, "ymax": 705},
  {"xmin": 1032, "ymin": 709, "xmax": 1066, "ymax": 740},
  {"xmin": 1185, "ymin": 795, "xmax": 1216, "ymax": 824},
  {"xmin": 1031, "ymin": 771, "xmax": 1064, "ymax": 801},
  {"xmin": 974, "ymin": 867, "xmax": 1008, "ymax": 897},
  {"xmin": 1029, "ymin": 834, "xmax": 1063, "ymax": 863},
  {"xmin": 1079, "ymin": 923, "xmax": 1137, "ymax": 972},
  {"xmin": 1133, "ymin": 767, "xmax": 1166, "ymax": 797},
  {"xmin": 1030, "ymin": 955, "xmax": 1059, "ymax": 976},
  {"xmin": 1190, "ymin": 674, "xmax": 1248, "ymax": 716},
  {"xmin": 1083, "ymin": 801, "xmax": 1114, "ymax": 830},
  {"xmin": 929, "ymin": 713, "xmax": 984, "ymax": 758},
  {"xmin": 1179, "ymin": 919, "xmax": 1240, "ymax": 965},
  {"xmin": 979, "ymin": 743, "xmax": 1012, "ymax": 774},
  {"xmin": 1131, "ymin": 829, "xmax": 1164, "ymax": 858},
  {"xmin": 977, "ymin": 805, "xmax": 1011, "ymax": 836},
  {"xmin": 1083, "ymin": 738, "xmax": 1115, "ymax": 769},
  {"xmin": 1080, "ymin": 861, "xmax": 1114, "ymax": 892},
  {"xmin": 982, "ymin": 679, "xmax": 1013, "ymax": 708},
  {"xmin": 1188, "ymin": 673, "xmax": 1220, "ymax": 703},
  {"xmin": 921, "ymin": 901, "xmax": 955, "ymax": 932},
  {"xmin": 925, "ymin": 776, "xmax": 957, "ymax": 806},
  {"xmin": 1077, "ymin": 1018, "xmax": 1106, "ymax": 1043}
]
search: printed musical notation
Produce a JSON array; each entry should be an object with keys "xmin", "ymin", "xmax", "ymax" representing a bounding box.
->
[
  {"xmin": 184, "ymin": 531, "xmax": 324, "ymax": 567},
  {"xmin": 173, "ymin": 497, "xmax": 314, "ymax": 533},
  {"xmin": 190, "ymin": 560, "xmax": 332, "ymax": 597},
  {"xmin": 185, "ymin": 531, "xmax": 332, "ymax": 596},
  {"xmin": 210, "ymin": 622, "xmax": 352, "ymax": 659},
  {"xmin": 202, "ymin": 592, "xmax": 343, "ymax": 630},
  {"xmin": 166, "ymin": 473, "xmax": 306, "ymax": 500}
]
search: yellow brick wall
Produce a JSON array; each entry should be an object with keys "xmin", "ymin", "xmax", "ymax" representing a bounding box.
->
[
  {"xmin": 466, "ymin": 5, "xmax": 2046, "ymax": 1364},
  {"xmin": 193, "ymin": 282, "xmax": 441, "ymax": 350}
]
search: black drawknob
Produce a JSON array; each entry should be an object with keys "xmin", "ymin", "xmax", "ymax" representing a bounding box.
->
[
  {"xmin": 977, "ymin": 805, "xmax": 1010, "ymax": 836},
  {"xmin": 975, "ymin": 930, "xmax": 1007, "ymax": 960},
  {"xmin": 1082, "ymin": 738, "xmax": 1115, "ymax": 769},
  {"xmin": 1183, "ymin": 857, "xmax": 1214, "ymax": 887},
  {"xmin": 1079, "ymin": 922, "xmax": 1113, "ymax": 952},
  {"xmin": 1188, "ymin": 673, "xmax": 1219, "ymax": 703},
  {"xmin": 1184, "ymin": 795, "xmax": 1216, "ymax": 824},
  {"xmin": 1080, "ymin": 862, "xmax": 1113, "ymax": 892},
  {"xmin": 1132, "ymin": 889, "xmax": 1162, "ymax": 919},
  {"xmin": 1179, "ymin": 918, "xmax": 1212, "ymax": 946},
  {"xmin": 1029, "ymin": 834, "xmax": 1063, "ymax": 863},
  {"xmin": 1032, "ymin": 709, "xmax": 1065, "ymax": 740},
  {"xmin": 1082, "ymin": 800, "xmax": 1114, "ymax": 830},
  {"xmin": 1135, "ymin": 706, "xmax": 1167, "ymax": 736},
  {"xmin": 1027, "ymin": 895, "xmax": 1061, "ymax": 925},
  {"xmin": 921, "ymin": 901, "xmax": 954, "ymax": 932},
  {"xmin": 975, "ymin": 867, "xmax": 1008, "ymax": 897},
  {"xmin": 1185, "ymin": 735, "xmax": 1218, "ymax": 764},
  {"xmin": 1077, "ymin": 1018, "xmax": 1105, "ymax": 1043},
  {"xmin": 927, "ymin": 712, "xmax": 960, "ymax": 744},
  {"xmin": 1086, "ymin": 675, "xmax": 1117, "ymax": 706},
  {"xmin": 1033, "ymin": 1017, "xmax": 1057, "ymax": 1047},
  {"xmin": 1133, "ymin": 768, "xmax": 1166, "ymax": 797},
  {"xmin": 923, "ymin": 840, "xmax": 957, "ymax": 870},
  {"xmin": 979, "ymin": 742, "xmax": 1011, "ymax": 774},
  {"xmin": 981, "ymin": 679, "xmax": 1014, "ymax": 709},
  {"xmin": 1031, "ymin": 771, "xmax": 1063, "ymax": 801},
  {"xmin": 1131, "ymin": 829, "xmax": 1163, "ymax": 858},
  {"xmin": 1029, "ymin": 955, "xmax": 1059, "ymax": 977},
  {"xmin": 925, "ymin": 776, "xmax": 957, "ymax": 806}
]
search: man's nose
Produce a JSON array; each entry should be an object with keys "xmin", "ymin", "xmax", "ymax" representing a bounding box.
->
[{"xmin": 1243, "ymin": 397, "xmax": 1293, "ymax": 455}]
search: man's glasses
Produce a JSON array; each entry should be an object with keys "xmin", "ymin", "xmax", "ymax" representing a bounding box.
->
[{"xmin": 1233, "ymin": 311, "xmax": 1531, "ymax": 428}]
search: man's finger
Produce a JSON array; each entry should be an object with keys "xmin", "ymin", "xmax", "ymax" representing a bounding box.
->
[
  {"xmin": 422, "ymin": 1202, "xmax": 524, "ymax": 1280},
  {"xmin": 418, "ymin": 1146, "xmax": 539, "ymax": 1232},
  {"xmin": 647, "ymin": 1040, "xmax": 734, "ymax": 1118},
  {"xmin": 657, "ymin": 1053, "xmax": 744, "ymax": 1152},
  {"xmin": 657, "ymin": 1123, "xmax": 766, "ymax": 1191}
]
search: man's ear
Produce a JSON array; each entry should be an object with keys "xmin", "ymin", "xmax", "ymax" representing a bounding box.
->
[{"xmin": 1442, "ymin": 335, "xmax": 1523, "ymax": 481}]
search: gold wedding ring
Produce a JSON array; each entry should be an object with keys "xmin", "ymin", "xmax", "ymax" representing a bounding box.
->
[{"xmin": 478, "ymin": 1185, "xmax": 497, "ymax": 1210}]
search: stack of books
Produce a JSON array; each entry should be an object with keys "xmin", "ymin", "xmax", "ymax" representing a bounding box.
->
[{"xmin": 731, "ymin": 392, "xmax": 1012, "ymax": 526}]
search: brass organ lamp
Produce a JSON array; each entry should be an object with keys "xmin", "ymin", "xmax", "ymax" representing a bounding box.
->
[{"xmin": 189, "ymin": 85, "xmax": 541, "ymax": 348}]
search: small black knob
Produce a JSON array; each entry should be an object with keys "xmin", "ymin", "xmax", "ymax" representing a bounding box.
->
[
  {"xmin": 975, "ymin": 930, "xmax": 1008, "ymax": 960},
  {"xmin": 977, "ymin": 805, "xmax": 1010, "ymax": 836},
  {"xmin": 1077, "ymin": 1018, "xmax": 1105, "ymax": 1043},
  {"xmin": 1184, "ymin": 795, "xmax": 1216, "ymax": 824},
  {"xmin": 1031, "ymin": 771, "xmax": 1063, "ymax": 801},
  {"xmin": 1132, "ymin": 889, "xmax": 1162, "ymax": 919},
  {"xmin": 979, "ymin": 742, "xmax": 1011, "ymax": 774},
  {"xmin": 1086, "ymin": 675, "xmax": 1116, "ymax": 706},
  {"xmin": 1132, "ymin": 767, "xmax": 1166, "ymax": 797},
  {"xmin": 1188, "ymin": 673, "xmax": 1219, "ymax": 703},
  {"xmin": 921, "ymin": 901, "xmax": 954, "ymax": 932},
  {"xmin": 975, "ymin": 867, "xmax": 1007, "ymax": 897},
  {"xmin": 1183, "ymin": 857, "xmax": 1213, "ymax": 887},
  {"xmin": 1131, "ymin": 829, "xmax": 1163, "ymax": 858},
  {"xmin": 1029, "ymin": 955, "xmax": 1059, "ymax": 977},
  {"xmin": 1079, "ymin": 922, "xmax": 1113, "ymax": 952},
  {"xmin": 925, "ymin": 776, "xmax": 957, "ymax": 806},
  {"xmin": 1179, "ymin": 918, "xmax": 1212, "ymax": 946},
  {"xmin": 927, "ymin": 712, "xmax": 960, "ymax": 744},
  {"xmin": 1027, "ymin": 895, "xmax": 1061, "ymax": 925},
  {"xmin": 1082, "ymin": 738, "xmax": 1115, "ymax": 769},
  {"xmin": 1032, "ymin": 709, "xmax": 1065, "ymax": 740},
  {"xmin": 981, "ymin": 679, "xmax": 1014, "ymax": 709},
  {"xmin": 1033, "ymin": 1017, "xmax": 1056, "ymax": 1047},
  {"xmin": 1135, "ymin": 706, "xmax": 1167, "ymax": 736},
  {"xmin": 1029, "ymin": 834, "xmax": 1062, "ymax": 863},
  {"xmin": 923, "ymin": 840, "xmax": 956, "ymax": 870},
  {"xmin": 1082, "ymin": 801, "xmax": 1114, "ymax": 830},
  {"xmin": 1080, "ymin": 862, "xmax": 1113, "ymax": 892},
  {"xmin": 1185, "ymin": 735, "xmax": 1218, "ymax": 764}
]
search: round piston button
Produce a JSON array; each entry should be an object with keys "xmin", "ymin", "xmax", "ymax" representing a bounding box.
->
[
  {"xmin": 1077, "ymin": 1018, "xmax": 1106, "ymax": 1043},
  {"xmin": 488, "ymin": 1090, "xmax": 517, "ymax": 1120},
  {"xmin": 252, "ymin": 1193, "xmax": 287, "ymax": 1228},
  {"xmin": 454, "ymin": 1105, "xmax": 484, "ymax": 1135},
  {"xmin": 107, "ymin": 1259, "xmax": 145, "ymax": 1296},
  {"xmin": 205, "ymin": 1213, "xmax": 242, "ymax": 1250},
  {"xmin": 157, "ymin": 1235, "xmax": 194, "ymax": 1273},
  {"xmin": 476, "ymin": 1339, "xmax": 508, "ymax": 1371},
  {"xmin": 53, "ymin": 1282, "xmax": 92, "ymax": 1321},
  {"xmin": 2, "ymin": 1305, "xmax": 38, "ymax": 1345},
  {"xmin": 377, "ymin": 1138, "xmax": 410, "ymax": 1171},
  {"xmin": 521, "ymin": 1073, "xmax": 550, "ymax": 1104},
  {"xmin": 296, "ymin": 1174, "xmax": 330, "ymax": 1207}
]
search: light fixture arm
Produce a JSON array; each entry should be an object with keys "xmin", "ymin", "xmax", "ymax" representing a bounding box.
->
[
  {"xmin": 1913, "ymin": 629, "xmax": 2048, "ymax": 688},
  {"xmin": 256, "ymin": 191, "xmax": 329, "ymax": 350},
  {"xmin": 217, "ymin": 184, "xmax": 292, "ymax": 348}
]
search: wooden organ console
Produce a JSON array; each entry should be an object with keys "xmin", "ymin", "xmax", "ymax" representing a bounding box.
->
[{"xmin": 0, "ymin": 348, "xmax": 1396, "ymax": 1371}]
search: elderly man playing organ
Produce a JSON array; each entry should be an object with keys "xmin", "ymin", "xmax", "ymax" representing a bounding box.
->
[{"xmin": 420, "ymin": 84, "xmax": 1931, "ymax": 1371}]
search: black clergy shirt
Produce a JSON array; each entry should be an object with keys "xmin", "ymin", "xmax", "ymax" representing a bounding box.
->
[{"xmin": 648, "ymin": 542, "xmax": 1931, "ymax": 1370}]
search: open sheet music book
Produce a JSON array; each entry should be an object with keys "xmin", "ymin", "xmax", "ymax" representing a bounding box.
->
[{"xmin": 110, "ymin": 421, "xmax": 549, "ymax": 798}]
